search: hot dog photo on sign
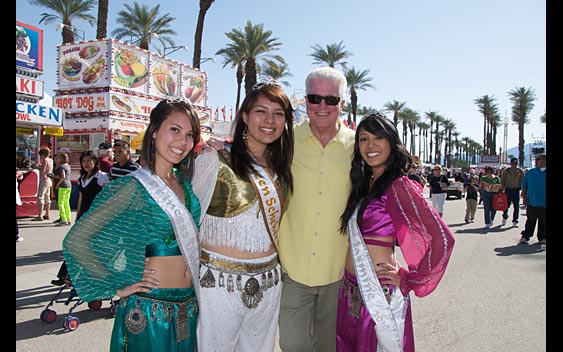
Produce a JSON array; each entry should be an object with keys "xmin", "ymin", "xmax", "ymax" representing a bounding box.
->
[{"xmin": 183, "ymin": 73, "xmax": 206, "ymax": 105}]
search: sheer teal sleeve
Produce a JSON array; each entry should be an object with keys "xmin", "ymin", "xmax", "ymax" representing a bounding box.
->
[
  {"xmin": 63, "ymin": 177, "xmax": 160, "ymax": 302},
  {"xmin": 181, "ymin": 172, "xmax": 201, "ymax": 230}
]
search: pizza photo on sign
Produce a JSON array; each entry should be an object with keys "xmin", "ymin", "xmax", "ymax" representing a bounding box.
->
[
  {"xmin": 114, "ymin": 49, "xmax": 148, "ymax": 88},
  {"xmin": 82, "ymin": 57, "xmax": 106, "ymax": 84}
]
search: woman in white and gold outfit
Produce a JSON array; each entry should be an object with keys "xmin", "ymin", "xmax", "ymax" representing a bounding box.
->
[{"xmin": 195, "ymin": 80, "xmax": 294, "ymax": 352}]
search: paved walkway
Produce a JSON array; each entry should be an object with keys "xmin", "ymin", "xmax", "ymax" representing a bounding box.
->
[{"xmin": 16, "ymin": 192, "xmax": 546, "ymax": 351}]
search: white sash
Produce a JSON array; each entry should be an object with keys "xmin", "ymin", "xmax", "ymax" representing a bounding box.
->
[
  {"xmin": 132, "ymin": 167, "xmax": 201, "ymax": 299},
  {"xmin": 349, "ymin": 207, "xmax": 407, "ymax": 352},
  {"xmin": 248, "ymin": 164, "xmax": 282, "ymax": 252}
]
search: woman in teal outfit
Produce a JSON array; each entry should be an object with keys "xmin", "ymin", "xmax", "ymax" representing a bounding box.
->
[{"xmin": 63, "ymin": 98, "xmax": 204, "ymax": 351}]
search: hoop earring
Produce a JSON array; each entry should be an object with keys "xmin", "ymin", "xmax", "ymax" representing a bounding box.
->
[{"xmin": 361, "ymin": 159, "xmax": 365, "ymax": 172}]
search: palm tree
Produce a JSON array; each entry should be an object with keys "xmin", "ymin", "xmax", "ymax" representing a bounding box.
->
[
  {"xmin": 442, "ymin": 118, "xmax": 456, "ymax": 167},
  {"xmin": 416, "ymin": 121, "xmax": 430, "ymax": 159},
  {"xmin": 424, "ymin": 110, "xmax": 440, "ymax": 163},
  {"xmin": 95, "ymin": 0, "xmax": 109, "ymax": 39},
  {"xmin": 508, "ymin": 87, "xmax": 537, "ymax": 166},
  {"xmin": 399, "ymin": 108, "xmax": 420, "ymax": 155},
  {"xmin": 192, "ymin": 0, "xmax": 214, "ymax": 68},
  {"xmin": 259, "ymin": 59, "xmax": 293, "ymax": 87},
  {"xmin": 29, "ymin": 0, "xmax": 96, "ymax": 44},
  {"xmin": 474, "ymin": 95, "xmax": 498, "ymax": 155},
  {"xmin": 383, "ymin": 100, "xmax": 406, "ymax": 128},
  {"xmin": 215, "ymin": 46, "xmax": 246, "ymax": 112},
  {"xmin": 489, "ymin": 111, "xmax": 502, "ymax": 156},
  {"xmin": 451, "ymin": 131, "xmax": 461, "ymax": 161},
  {"xmin": 221, "ymin": 21, "xmax": 285, "ymax": 96},
  {"xmin": 344, "ymin": 67, "xmax": 374, "ymax": 126},
  {"xmin": 111, "ymin": 2, "xmax": 176, "ymax": 51},
  {"xmin": 539, "ymin": 109, "xmax": 546, "ymax": 124},
  {"xmin": 309, "ymin": 41, "xmax": 352, "ymax": 69},
  {"xmin": 358, "ymin": 106, "xmax": 378, "ymax": 116},
  {"xmin": 342, "ymin": 103, "xmax": 353, "ymax": 127},
  {"xmin": 433, "ymin": 114, "xmax": 445, "ymax": 164}
]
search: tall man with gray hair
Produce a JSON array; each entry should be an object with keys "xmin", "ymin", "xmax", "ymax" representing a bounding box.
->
[{"xmin": 278, "ymin": 67, "xmax": 355, "ymax": 352}]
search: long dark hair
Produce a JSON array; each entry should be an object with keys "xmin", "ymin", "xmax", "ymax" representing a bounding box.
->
[
  {"xmin": 141, "ymin": 99, "xmax": 201, "ymax": 182},
  {"xmin": 230, "ymin": 83, "xmax": 294, "ymax": 193},
  {"xmin": 339, "ymin": 112, "xmax": 412, "ymax": 234}
]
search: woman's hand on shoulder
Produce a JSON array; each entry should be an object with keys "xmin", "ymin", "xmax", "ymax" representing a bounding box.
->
[
  {"xmin": 205, "ymin": 137, "xmax": 227, "ymax": 151},
  {"xmin": 116, "ymin": 258, "xmax": 159, "ymax": 298}
]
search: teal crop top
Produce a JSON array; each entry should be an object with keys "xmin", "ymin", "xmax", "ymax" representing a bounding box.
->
[
  {"xmin": 62, "ymin": 171, "xmax": 201, "ymax": 302},
  {"xmin": 145, "ymin": 234, "xmax": 182, "ymax": 256}
]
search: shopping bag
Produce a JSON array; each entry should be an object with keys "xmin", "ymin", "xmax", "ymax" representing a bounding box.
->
[{"xmin": 493, "ymin": 193, "xmax": 508, "ymax": 211}]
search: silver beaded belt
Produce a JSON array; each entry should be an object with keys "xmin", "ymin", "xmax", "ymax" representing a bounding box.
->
[
  {"xmin": 199, "ymin": 250, "xmax": 280, "ymax": 309},
  {"xmin": 122, "ymin": 293, "xmax": 197, "ymax": 342}
]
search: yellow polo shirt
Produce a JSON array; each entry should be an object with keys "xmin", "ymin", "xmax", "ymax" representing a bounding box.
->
[{"xmin": 279, "ymin": 120, "xmax": 355, "ymax": 286}]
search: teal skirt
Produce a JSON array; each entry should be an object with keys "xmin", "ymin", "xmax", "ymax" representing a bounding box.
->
[{"xmin": 110, "ymin": 287, "xmax": 198, "ymax": 352}]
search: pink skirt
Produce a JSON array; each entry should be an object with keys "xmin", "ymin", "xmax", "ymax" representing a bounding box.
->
[{"xmin": 336, "ymin": 270, "xmax": 415, "ymax": 352}]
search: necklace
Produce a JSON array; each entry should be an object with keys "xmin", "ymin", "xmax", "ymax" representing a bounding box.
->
[{"xmin": 160, "ymin": 173, "xmax": 183, "ymax": 198}]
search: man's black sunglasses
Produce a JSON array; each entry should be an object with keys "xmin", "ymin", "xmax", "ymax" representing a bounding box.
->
[{"xmin": 306, "ymin": 94, "xmax": 341, "ymax": 106}]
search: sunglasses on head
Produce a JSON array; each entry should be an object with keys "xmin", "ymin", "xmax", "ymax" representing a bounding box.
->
[{"xmin": 306, "ymin": 94, "xmax": 341, "ymax": 106}]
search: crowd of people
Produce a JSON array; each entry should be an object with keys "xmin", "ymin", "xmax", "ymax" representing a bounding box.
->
[
  {"xmin": 16, "ymin": 66, "xmax": 545, "ymax": 351},
  {"xmin": 415, "ymin": 158, "xmax": 545, "ymax": 239}
]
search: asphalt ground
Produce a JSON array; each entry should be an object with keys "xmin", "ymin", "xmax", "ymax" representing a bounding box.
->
[{"xmin": 16, "ymin": 189, "xmax": 546, "ymax": 351}]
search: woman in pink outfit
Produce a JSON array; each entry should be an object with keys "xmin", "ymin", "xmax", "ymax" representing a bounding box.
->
[{"xmin": 337, "ymin": 113, "xmax": 455, "ymax": 352}]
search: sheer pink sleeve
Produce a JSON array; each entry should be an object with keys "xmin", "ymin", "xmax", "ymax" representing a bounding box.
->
[{"xmin": 387, "ymin": 176, "xmax": 455, "ymax": 298}]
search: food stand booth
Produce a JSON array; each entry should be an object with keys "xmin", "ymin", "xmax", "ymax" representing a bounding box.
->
[{"xmin": 54, "ymin": 38, "xmax": 210, "ymax": 175}]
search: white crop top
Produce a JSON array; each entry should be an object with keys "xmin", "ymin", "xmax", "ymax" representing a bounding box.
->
[{"xmin": 199, "ymin": 202, "xmax": 273, "ymax": 253}]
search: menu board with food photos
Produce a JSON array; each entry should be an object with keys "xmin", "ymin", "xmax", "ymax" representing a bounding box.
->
[
  {"xmin": 56, "ymin": 39, "xmax": 209, "ymax": 118},
  {"xmin": 58, "ymin": 40, "xmax": 110, "ymax": 89}
]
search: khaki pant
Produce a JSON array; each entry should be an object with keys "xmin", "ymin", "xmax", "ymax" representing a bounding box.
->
[{"xmin": 278, "ymin": 274, "xmax": 340, "ymax": 352}]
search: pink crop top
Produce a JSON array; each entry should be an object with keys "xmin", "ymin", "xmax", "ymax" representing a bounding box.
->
[{"xmin": 360, "ymin": 194, "xmax": 395, "ymax": 248}]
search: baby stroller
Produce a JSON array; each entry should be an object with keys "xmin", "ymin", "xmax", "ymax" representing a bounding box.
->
[{"xmin": 39, "ymin": 277, "xmax": 118, "ymax": 331}]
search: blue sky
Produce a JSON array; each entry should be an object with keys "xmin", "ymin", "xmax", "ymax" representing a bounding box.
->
[{"xmin": 16, "ymin": 0, "xmax": 546, "ymax": 150}]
